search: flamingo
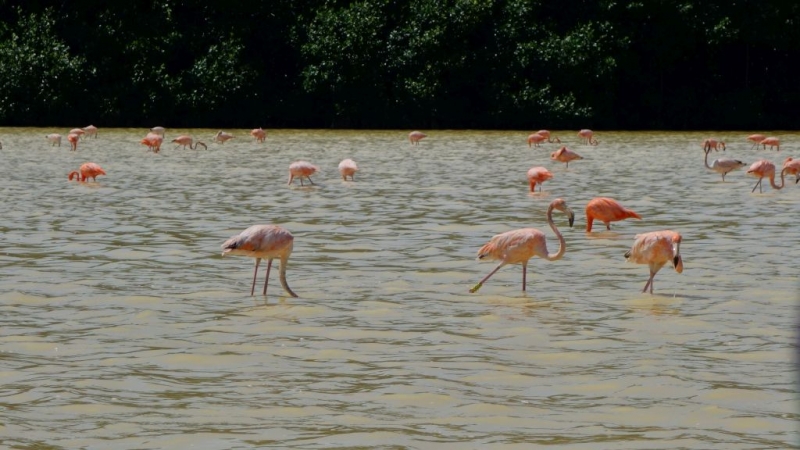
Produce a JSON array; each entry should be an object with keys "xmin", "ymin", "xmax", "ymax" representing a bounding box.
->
[
  {"xmin": 68, "ymin": 162, "xmax": 106, "ymax": 182},
  {"xmin": 760, "ymin": 137, "xmax": 780, "ymax": 151},
  {"xmin": 746, "ymin": 159, "xmax": 786, "ymax": 193},
  {"xmin": 67, "ymin": 133, "xmax": 80, "ymax": 151},
  {"xmin": 578, "ymin": 129, "xmax": 598, "ymax": 145},
  {"xmin": 703, "ymin": 146, "xmax": 746, "ymax": 181},
  {"xmin": 338, "ymin": 159, "xmax": 358, "ymax": 181},
  {"xmin": 221, "ymin": 224, "xmax": 298, "ymax": 297},
  {"xmin": 702, "ymin": 138, "xmax": 725, "ymax": 152},
  {"xmin": 171, "ymin": 135, "xmax": 207, "ymax": 150},
  {"xmin": 46, "ymin": 133, "xmax": 62, "ymax": 147},
  {"xmin": 69, "ymin": 128, "xmax": 86, "ymax": 140},
  {"xmin": 527, "ymin": 133, "xmax": 547, "ymax": 147},
  {"xmin": 141, "ymin": 133, "xmax": 164, "ymax": 153},
  {"xmin": 409, "ymin": 131, "xmax": 427, "ymax": 145},
  {"xmin": 288, "ymin": 161, "xmax": 319, "ymax": 186},
  {"xmin": 150, "ymin": 126, "xmax": 166, "ymax": 136},
  {"xmin": 550, "ymin": 146, "xmax": 584, "ymax": 168},
  {"xmin": 782, "ymin": 157, "xmax": 800, "ymax": 183},
  {"xmin": 469, "ymin": 198, "xmax": 574, "ymax": 293},
  {"xmin": 747, "ymin": 134, "xmax": 767, "ymax": 150},
  {"xmin": 536, "ymin": 130, "xmax": 560, "ymax": 143},
  {"xmin": 625, "ymin": 230, "xmax": 683, "ymax": 294},
  {"xmin": 250, "ymin": 128, "xmax": 267, "ymax": 143},
  {"xmin": 526, "ymin": 166, "xmax": 553, "ymax": 192},
  {"xmin": 585, "ymin": 197, "xmax": 641, "ymax": 232},
  {"xmin": 214, "ymin": 130, "xmax": 235, "ymax": 144},
  {"xmin": 83, "ymin": 125, "xmax": 98, "ymax": 138}
]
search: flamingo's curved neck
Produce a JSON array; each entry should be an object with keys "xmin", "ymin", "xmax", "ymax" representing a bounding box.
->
[
  {"xmin": 772, "ymin": 170, "xmax": 787, "ymax": 190},
  {"xmin": 704, "ymin": 148, "xmax": 713, "ymax": 170},
  {"xmin": 544, "ymin": 204, "xmax": 567, "ymax": 261}
]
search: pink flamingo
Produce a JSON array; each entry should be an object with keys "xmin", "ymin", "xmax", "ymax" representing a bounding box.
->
[
  {"xmin": 214, "ymin": 130, "xmax": 234, "ymax": 144},
  {"xmin": 536, "ymin": 130, "xmax": 560, "ymax": 143},
  {"xmin": 782, "ymin": 157, "xmax": 800, "ymax": 183},
  {"xmin": 141, "ymin": 133, "xmax": 164, "ymax": 153},
  {"xmin": 338, "ymin": 159, "xmax": 358, "ymax": 181},
  {"xmin": 585, "ymin": 197, "xmax": 641, "ymax": 232},
  {"xmin": 550, "ymin": 146, "xmax": 584, "ymax": 168},
  {"xmin": 760, "ymin": 137, "xmax": 780, "ymax": 151},
  {"xmin": 46, "ymin": 133, "xmax": 62, "ymax": 147},
  {"xmin": 702, "ymin": 138, "xmax": 725, "ymax": 152},
  {"xmin": 83, "ymin": 125, "xmax": 98, "ymax": 139},
  {"xmin": 747, "ymin": 134, "xmax": 767, "ymax": 150},
  {"xmin": 250, "ymin": 128, "xmax": 267, "ymax": 143},
  {"xmin": 578, "ymin": 129, "xmax": 598, "ymax": 145},
  {"xmin": 68, "ymin": 162, "xmax": 106, "ymax": 182},
  {"xmin": 69, "ymin": 128, "xmax": 86, "ymax": 140},
  {"xmin": 526, "ymin": 167, "xmax": 553, "ymax": 192},
  {"xmin": 409, "ymin": 131, "xmax": 427, "ymax": 145},
  {"xmin": 527, "ymin": 133, "xmax": 547, "ymax": 147},
  {"xmin": 625, "ymin": 230, "xmax": 683, "ymax": 294},
  {"xmin": 469, "ymin": 198, "xmax": 574, "ymax": 293},
  {"xmin": 221, "ymin": 224, "xmax": 298, "ymax": 297},
  {"xmin": 704, "ymin": 146, "xmax": 746, "ymax": 181},
  {"xmin": 67, "ymin": 133, "xmax": 80, "ymax": 151},
  {"xmin": 746, "ymin": 159, "xmax": 785, "ymax": 193},
  {"xmin": 288, "ymin": 161, "xmax": 319, "ymax": 186},
  {"xmin": 171, "ymin": 135, "xmax": 207, "ymax": 150}
]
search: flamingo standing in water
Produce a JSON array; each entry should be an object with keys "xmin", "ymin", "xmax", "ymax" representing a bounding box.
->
[
  {"xmin": 221, "ymin": 224, "xmax": 299, "ymax": 297},
  {"xmin": 67, "ymin": 133, "xmax": 80, "ymax": 151},
  {"xmin": 527, "ymin": 133, "xmax": 547, "ymax": 147},
  {"xmin": 288, "ymin": 161, "xmax": 320, "ymax": 186},
  {"xmin": 83, "ymin": 125, "xmax": 98, "ymax": 138},
  {"xmin": 69, "ymin": 128, "xmax": 86, "ymax": 140},
  {"xmin": 585, "ymin": 197, "xmax": 641, "ymax": 232},
  {"xmin": 68, "ymin": 162, "xmax": 106, "ymax": 182},
  {"xmin": 703, "ymin": 146, "xmax": 746, "ymax": 181},
  {"xmin": 46, "ymin": 133, "xmax": 62, "ymax": 147},
  {"xmin": 746, "ymin": 159, "xmax": 786, "ymax": 193},
  {"xmin": 760, "ymin": 137, "xmax": 780, "ymax": 151},
  {"xmin": 747, "ymin": 134, "xmax": 767, "ymax": 150},
  {"xmin": 782, "ymin": 157, "xmax": 800, "ymax": 183},
  {"xmin": 625, "ymin": 230, "xmax": 683, "ymax": 294},
  {"xmin": 526, "ymin": 167, "xmax": 553, "ymax": 192},
  {"xmin": 702, "ymin": 138, "xmax": 725, "ymax": 151},
  {"xmin": 171, "ymin": 135, "xmax": 207, "ymax": 150},
  {"xmin": 141, "ymin": 133, "xmax": 164, "ymax": 153},
  {"xmin": 214, "ymin": 130, "xmax": 235, "ymax": 144},
  {"xmin": 338, "ymin": 159, "xmax": 358, "ymax": 181},
  {"xmin": 578, "ymin": 129, "xmax": 598, "ymax": 145},
  {"xmin": 469, "ymin": 198, "xmax": 574, "ymax": 293},
  {"xmin": 550, "ymin": 146, "xmax": 584, "ymax": 168},
  {"xmin": 409, "ymin": 131, "xmax": 427, "ymax": 145},
  {"xmin": 536, "ymin": 130, "xmax": 560, "ymax": 143},
  {"xmin": 250, "ymin": 128, "xmax": 267, "ymax": 143}
]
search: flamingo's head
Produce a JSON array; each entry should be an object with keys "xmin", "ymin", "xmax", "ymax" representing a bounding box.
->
[{"xmin": 551, "ymin": 198, "xmax": 575, "ymax": 228}]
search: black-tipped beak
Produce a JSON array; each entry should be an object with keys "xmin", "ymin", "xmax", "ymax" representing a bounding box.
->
[{"xmin": 567, "ymin": 209, "xmax": 575, "ymax": 228}]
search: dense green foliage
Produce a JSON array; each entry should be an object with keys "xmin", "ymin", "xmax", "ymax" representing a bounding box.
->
[{"xmin": 0, "ymin": 0, "xmax": 796, "ymax": 129}]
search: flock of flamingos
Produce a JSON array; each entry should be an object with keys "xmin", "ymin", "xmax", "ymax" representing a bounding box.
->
[{"xmin": 38, "ymin": 125, "xmax": 800, "ymax": 298}]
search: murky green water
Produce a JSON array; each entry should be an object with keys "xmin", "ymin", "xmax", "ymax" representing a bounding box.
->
[{"xmin": 0, "ymin": 128, "xmax": 797, "ymax": 448}]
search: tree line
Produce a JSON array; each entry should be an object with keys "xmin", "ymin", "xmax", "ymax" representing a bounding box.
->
[{"xmin": 0, "ymin": 1, "xmax": 797, "ymax": 130}]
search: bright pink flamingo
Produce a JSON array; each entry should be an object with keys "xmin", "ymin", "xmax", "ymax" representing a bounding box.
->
[
  {"xmin": 625, "ymin": 230, "xmax": 683, "ymax": 294},
  {"xmin": 171, "ymin": 135, "xmax": 207, "ymax": 150},
  {"xmin": 747, "ymin": 134, "xmax": 767, "ymax": 150},
  {"xmin": 214, "ymin": 130, "xmax": 234, "ymax": 144},
  {"xmin": 782, "ymin": 157, "xmax": 800, "ymax": 184},
  {"xmin": 526, "ymin": 167, "xmax": 553, "ymax": 192},
  {"xmin": 704, "ymin": 146, "xmax": 746, "ymax": 181},
  {"xmin": 536, "ymin": 130, "xmax": 560, "ymax": 143},
  {"xmin": 288, "ymin": 161, "xmax": 320, "ymax": 186},
  {"xmin": 338, "ymin": 159, "xmax": 358, "ymax": 181},
  {"xmin": 527, "ymin": 133, "xmax": 547, "ymax": 147},
  {"xmin": 578, "ymin": 129, "xmax": 598, "ymax": 145},
  {"xmin": 250, "ymin": 128, "xmax": 267, "ymax": 143},
  {"xmin": 585, "ymin": 197, "xmax": 641, "ymax": 232},
  {"xmin": 68, "ymin": 162, "xmax": 106, "ymax": 182},
  {"xmin": 46, "ymin": 133, "xmax": 62, "ymax": 147},
  {"xmin": 409, "ymin": 131, "xmax": 427, "ymax": 145},
  {"xmin": 746, "ymin": 159, "xmax": 785, "ymax": 193},
  {"xmin": 67, "ymin": 133, "xmax": 80, "ymax": 151},
  {"xmin": 760, "ymin": 137, "xmax": 780, "ymax": 151},
  {"xmin": 83, "ymin": 125, "xmax": 98, "ymax": 139},
  {"xmin": 550, "ymin": 146, "xmax": 584, "ymax": 168},
  {"xmin": 221, "ymin": 224, "xmax": 298, "ymax": 297},
  {"xmin": 469, "ymin": 198, "xmax": 574, "ymax": 293},
  {"xmin": 141, "ymin": 133, "xmax": 164, "ymax": 153},
  {"xmin": 702, "ymin": 138, "xmax": 725, "ymax": 151}
]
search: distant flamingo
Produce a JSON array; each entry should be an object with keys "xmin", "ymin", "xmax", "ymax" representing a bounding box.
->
[
  {"xmin": 83, "ymin": 125, "xmax": 98, "ymax": 138},
  {"xmin": 67, "ymin": 133, "xmax": 80, "ymax": 151},
  {"xmin": 536, "ymin": 130, "xmax": 560, "ymax": 143},
  {"xmin": 527, "ymin": 133, "xmax": 547, "ymax": 147},
  {"xmin": 250, "ymin": 128, "xmax": 267, "ymax": 143},
  {"xmin": 550, "ymin": 146, "xmax": 584, "ymax": 168},
  {"xmin": 625, "ymin": 230, "xmax": 683, "ymax": 294},
  {"xmin": 150, "ymin": 126, "xmax": 166, "ymax": 136},
  {"xmin": 141, "ymin": 133, "xmax": 164, "ymax": 153},
  {"xmin": 409, "ymin": 131, "xmax": 427, "ymax": 145},
  {"xmin": 526, "ymin": 166, "xmax": 553, "ymax": 192},
  {"xmin": 338, "ymin": 159, "xmax": 358, "ymax": 181},
  {"xmin": 782, "ymin": 157, "xmax": 800, "ymax": 184},
  {"xmin": 703, "ymin": 146, "xmax": 746, "ymax": 181},
  {"xmin": 578, "ymin": 129, "xmax": 598, "ymax": 145},
  {"xmin": 585, "ymin": 197, "xmax": 641, "ymax": 232},
  {"xmin": 46, "ymin": 133, "xmax": 62, "ymax": 147},
  {"xmin": 171, "ymin": 135, "xmax": 207, "ymax": 150},
  {"xmin": 69, "ymin": 128, "xmax": 86, "ymax": 140},
  {"xmin": 68, "ymin": 162, "xmax": 106, "ymax": 182},
  {"xmin": 760, "ymin": 137, "xmax": 780, "ymax": 151},
  {"xmin": 221, "ymin": 224, "xmax": 299, "ymax": 297},
  {"xmin": 747, "ymin": 134, "xmax": 767, "ymax": 150},
  {"xmin": 746, "ymin": 159, "xmax": 785, "ymax": 193},
  {"xmin": 214, "ymin": 130, "xmax": 235, "ymax": 144},
  {"xmin": 288, "ymin": 161, "xmax": 319, "ymax": 186},
  {"xmin": 469, "ymin": 198, "xmax": 574, "ymax": 293},
  {"xmin": 702, "ymin": 138, "xmax": 725, "ymax": 152}
]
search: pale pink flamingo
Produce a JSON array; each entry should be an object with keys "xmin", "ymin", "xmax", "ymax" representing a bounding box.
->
[
  {"xmin": 746, "ymin": 159, "xmax": 785, "ymax": 193},
  {"xmin": 67, "ymin": 133, "xmax": 80, "ymax": 151},
  {"xmin": 536, "ymin": 130, "xmax": 560, "ymax": 143},
  {"xmin": 221, "ymin": 224, "xmax": 298, "ymax": 297},
  {"xmin": 578, "ymin": 129, "xmax": 598, "ymax": 145},
  {"xmin": 338, "ymin": 159, "xmax": 358, "ymax": 181},
  {"xmin": 68, "ymin": 162, "xmax": 106, "ymax": 182},
  {"xmin": 150, "ymin": 126, "xmax": 166, "ymax": 136},
  {"xmin": 550, "ymin": 146, "xmax": 584, "ymax": 168},
  {"xmin": 702, "ymin": 138, "xmax": 725, "ymax": 152},
  {"xmin": 747, "ymin": 134, "xmax": 767, "ymax": 150},
  {"xmin": 585, "ymin": 197, "xmax": 641, "ymax": 232},
  {"xmin": 469, "ymin": 198, "xmax": 574, "ymax": 293},
  {"xmin": 46, "ymin": 133, "xmax": 62, "ymax": 147},
  {"xmin": 83, "ymin": 125, "xmax": 98, "ymax": 138},
  {"xmin": 782, "ymin": 157, "xmax": 800, "ymax": 184},
  {"xmin": 409, "ymin": 131, "xmax": 427, "ymax": 145},
  {"xmin": 760, "ymin": 137, "xmax": 780, "ymax": 151},
  {"xmin": 69, "ymin": 128, "xmax": 86, "ymax": 139},
  {"xmin": 214, "ymin": 130, "xmax": 235, "ymax": 144},
  {"xmin": 704, "ymin": 146, "xmax": 746, "ymax": 181},
  {"xmin": 171, "ymin": 135, "xmax": 207, "ymax": 150},
  {"xmin": 250, "ymin": 128, "xmax": 267, "ymax": 143},
  {"xmin": 625, "ymin": 230, "xmax": 683, "ymax": 294},
  {"xmin": 527, "ymin": 133, "xmax": 547, "ymax": 147},
  {"xmin": 526, "ymin": 166, "xmax": 553, "ymax": 192},
  {"xmin": 288, "ymin": 161, "xmax": 320, "ymax": 186}
]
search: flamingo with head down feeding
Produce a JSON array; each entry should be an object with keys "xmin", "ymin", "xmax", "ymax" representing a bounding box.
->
[
  {"xmin": 221, "ymin": 224, "xmax": 299, "ymax": 297},
  {"xmin": 585, "ymin": 197, "xmax": 641, "ymax": 232},
  {"xmin": 746, "ymin": 159, "xmax": 786, "ymax": 193},
  {"xmin": 288, "ymin": 161, "xmax": 319, "ymax": 186},
  {"xmin": 338, "ymin": 159, "xmax": 358, "ymax": 181},
  {"xmin": 68, "ymin": 162, "xmax": 106, "ymax": 182},
  {"xmin": 702, "ymin": 138, "xmax": 725, "ymax": 152},
  {"xmin": 83, "ymin": 125, "xmax": 98, "ymax": 139},
  {"xmin": 782, "ymin": 157, "xmax": 800, "ymax": 184},
  {"xmin": 625, "ymin": 230, "xmax": 683, "ymax": 294},
  {"xmin": 536, "ymin": 130, "xmax": 560, "ymax": 143},
  {"xmin": 578, "ymin": 129, "xmax": 598, "ymax": 145},
  {"xmin": 760, "ymin": 137, "xmax": 780, "ymax": 151},
  {"xmin": 67, "ymin": 133, "xmax": 80, "ymax": 151},
  {"xmin": 526, "ymin": 167, "xmax": 553, "ymax": 192},
  {"xmin": 171, "ymin": 135, "xmax": 207, "ymax": 150},
  {"xmin": 250, "ymin": 128, "xmax": 267, "ymax": 143},
  {"xmin": 409, "ymin": 131, "xmax": 427, "ymax": 145},
  {"xmin": 747, "ymin": 134, "xmax": 766, "ymax": 150}
]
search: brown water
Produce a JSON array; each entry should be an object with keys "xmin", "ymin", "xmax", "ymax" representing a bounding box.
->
[{"xmin": 0, "ymin": 128, "xmax": 797, "ymax": 449}]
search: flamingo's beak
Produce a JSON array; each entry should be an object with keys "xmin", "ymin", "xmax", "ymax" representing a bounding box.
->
[
  {"xmin": 566, "ymin": 208, "xmax": 575, "ymax": 228},
  {"xmin": 673, "ymin": 254, "xmax": 684, "ymax": 273}
]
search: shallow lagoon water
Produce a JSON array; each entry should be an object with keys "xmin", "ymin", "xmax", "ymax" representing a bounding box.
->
[{"xmin": 0, "ymin": 128, "xmax": 797, "ymax": 448}]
